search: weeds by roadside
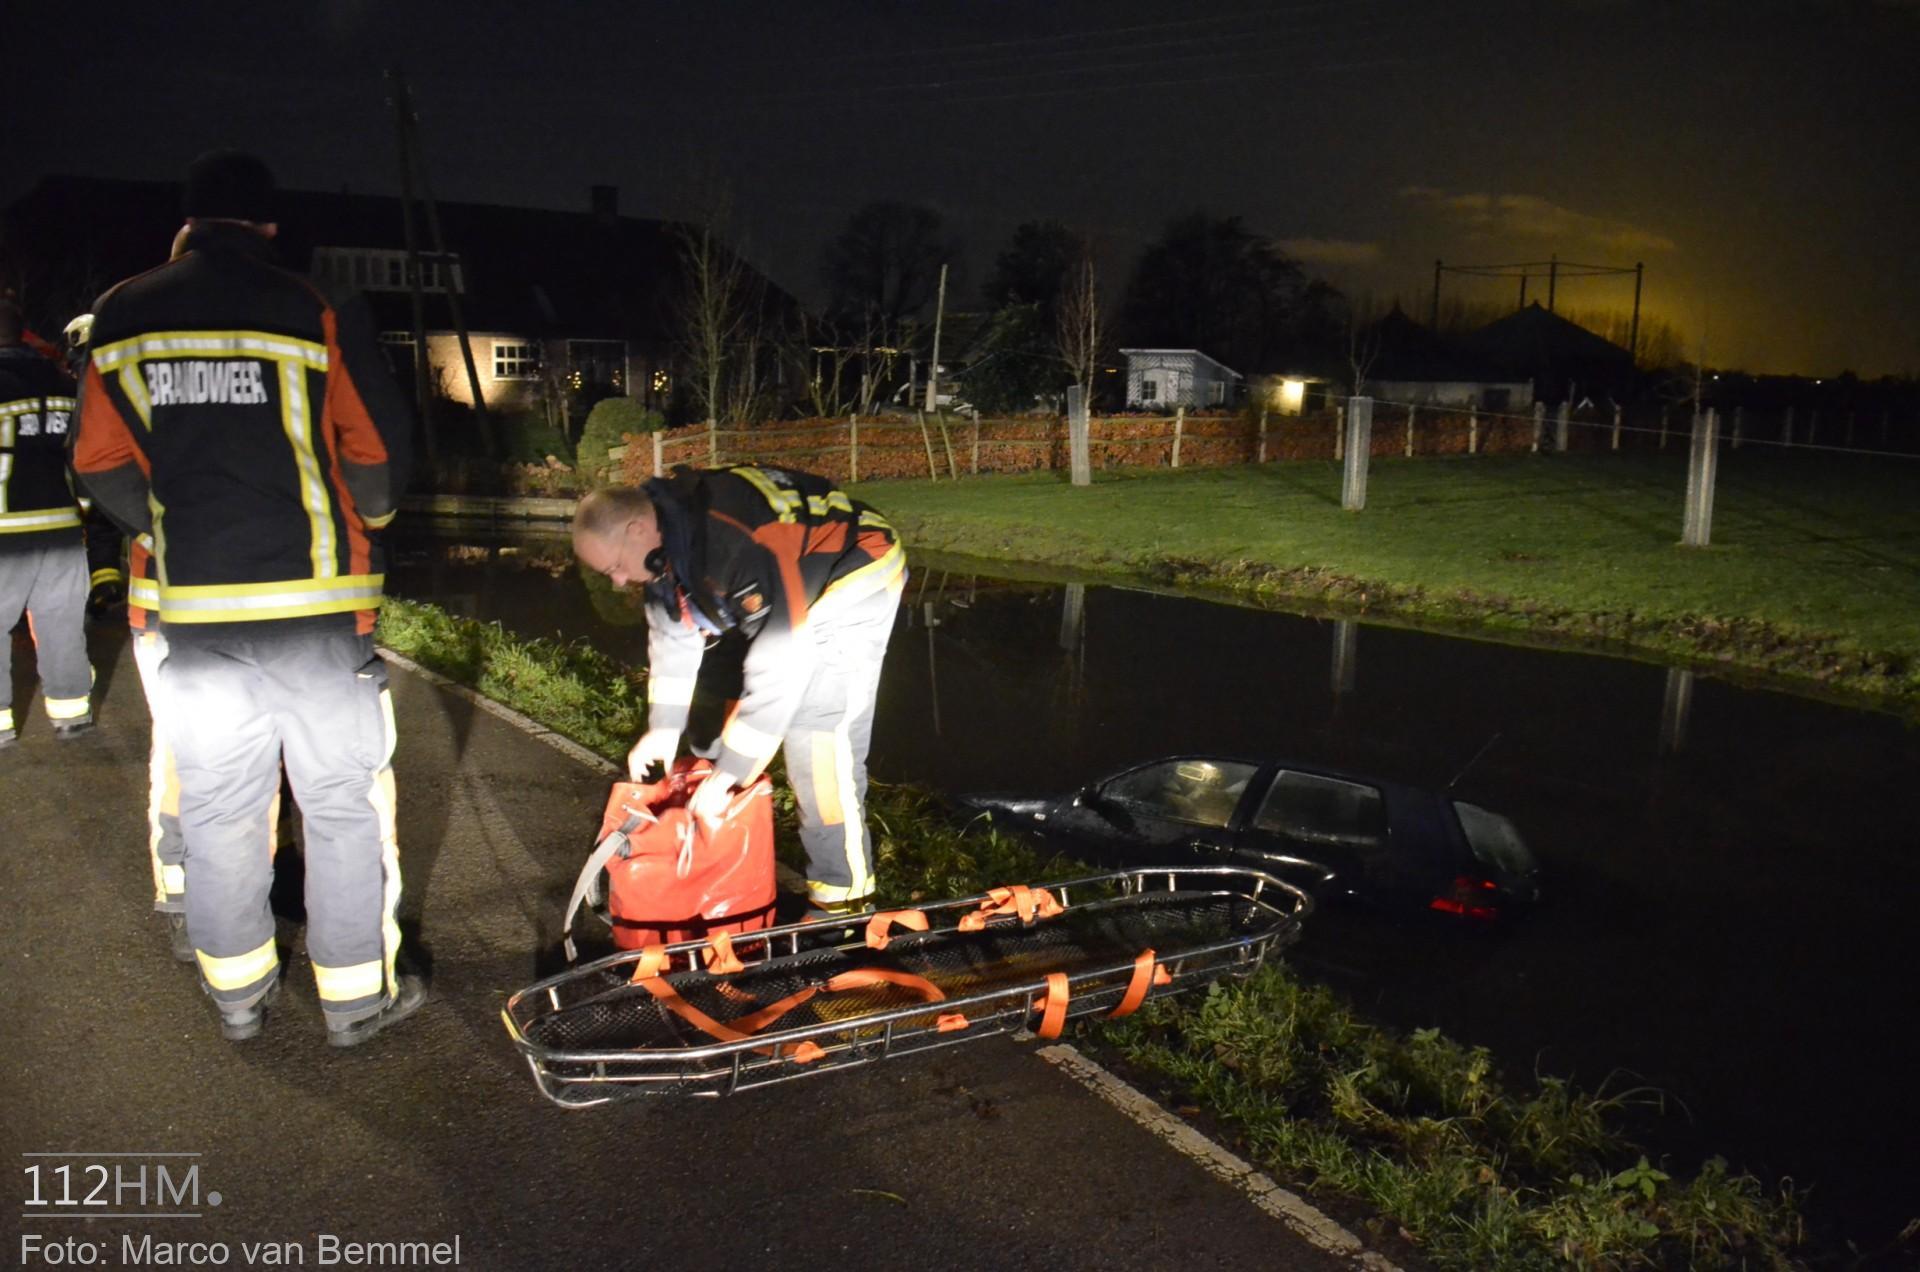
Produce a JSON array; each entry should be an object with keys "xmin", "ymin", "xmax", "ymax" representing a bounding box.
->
[{"xmin": 376, "ymin": 596, "xmax": 1809, "ymax": 1270}]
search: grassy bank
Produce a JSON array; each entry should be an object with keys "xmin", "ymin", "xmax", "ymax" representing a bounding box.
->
[
  {"xmin": 854, "ymin": 452, "xmax": 1920, "ymax": 715},
  {"xmin": 376, "ymin": 597, "xmax": 1807, "ymax": 1269}
]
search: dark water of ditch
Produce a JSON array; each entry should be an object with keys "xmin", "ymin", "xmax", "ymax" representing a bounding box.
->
[{"xmin": 387, "ymin": 528, "xmax": 1919, "ymax": 1256}]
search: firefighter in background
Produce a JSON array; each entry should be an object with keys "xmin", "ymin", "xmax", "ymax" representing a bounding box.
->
[
  {"xmin": 67, "ymin": 317, "xmax": 132, "ymax": 624},
  {"xmin": 72, "ymin": 150, "xmax": 423, "ymax": 1045},
  {"xmin": 0, "ymin": 297, "xmax": 93, "ymax": 747},
  {"xmin": 65, "ymin": 310, "xmax": 189, "ymax": 959},
  {"xmin": 571, "ymin": 465, "xmax": 906, "ymax": 916}
]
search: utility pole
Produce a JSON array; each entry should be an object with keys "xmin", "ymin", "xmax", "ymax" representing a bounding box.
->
[
  {"xmin": 1628, "ymin": 262, "xmax": 1644, "ymax": 365},
  {"xmin": 1430, "ymin": 259, "xmax": 1442, "ymax": 329},
  {"xmin": 925, "ymin": 262, "xmax": 949, "ymax": 414},
  {"xmin": 1547, "ymin": 255, "xmax": 1558, "ymax": 312},
  {"xmin": 389, "ymin": 69, "xmax": 494, "ymax": 458},
  {"xmin": 386, "ymin": 69, "xmax": 436, "ymax": 466}
]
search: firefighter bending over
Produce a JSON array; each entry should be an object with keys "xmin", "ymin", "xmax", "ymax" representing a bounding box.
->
[{"xmin": 572, "ymin": 466, "xmax": 906, "ymax": 916}]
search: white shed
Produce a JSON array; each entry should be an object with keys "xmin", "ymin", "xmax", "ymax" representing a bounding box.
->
[{"xmin": 1119, "ymin": 348, "xmax": 1243, "ymax": 409}]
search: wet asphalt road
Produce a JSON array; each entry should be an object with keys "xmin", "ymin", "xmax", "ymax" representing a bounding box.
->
[{"xmin": 1, "ymin": 624, "xmax": 1378, "ymax": 1272}]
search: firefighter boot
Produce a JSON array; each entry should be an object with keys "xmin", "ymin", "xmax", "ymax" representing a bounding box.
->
[
  {"xmin": 326, "ymin": 973, "xmax": 428, "ymax": 1048},
  {"xmin": 218, "ymin": 975, "xmax": 282, "ymax": 1043}
]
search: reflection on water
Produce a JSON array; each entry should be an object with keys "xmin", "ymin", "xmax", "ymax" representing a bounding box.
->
[{"xmin": 387, "ymin": 529, "xmax": 1919, "ymax": 1251}]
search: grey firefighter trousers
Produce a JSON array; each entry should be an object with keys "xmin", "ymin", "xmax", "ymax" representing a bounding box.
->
[
  {"xmin": 159, "ymin": 625, "xmax": 402, "ymax": 1026},
  {"xmin": 779, "ymin": 575, "xmax": 903, "ymax": 907},
  {"xmin": 0, "ymin": 538, "xmax": 92, "ymax": 734}
]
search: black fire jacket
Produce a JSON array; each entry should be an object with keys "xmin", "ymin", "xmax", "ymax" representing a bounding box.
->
[
  {"xmin": 0, "ymin": 344, "xmax": 82, "ymax": 551},
  {"xmin": 72, "ymin": 222, "xmax": 412, "ymax": 634}
]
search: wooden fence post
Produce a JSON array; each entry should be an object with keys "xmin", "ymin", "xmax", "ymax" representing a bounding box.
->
[
  {"xmin": 937, "ymin": 412, "xmax": 958, "ymax": 478},
  {"xmin": 917, "ymin": 412, "xmax": 940, "ymax": 480},
  {"xmin": 1171, "ymin": 406, "xmax": 1185, "ymax": 468},
  {"xmin": 1469, "ymin": 405, "xmax": 1480, "ymax": 455},
  {"xmin": 1659, "ymin": 407, "xmax": 1670, "ymax": 450},
  {"xmin": 1341, "ymin": 397, "xmax": 1373, "ymax": 511},
  {"xmin": 1611, "ymin": 403, "xmax": 1622, "ymax": 452},
  {"xmin": 1333, "ymin": 400, "xmax": 1345, "ymax": 462},
  {"xmin": 1781, "ymin": 405, "xmax": 1794, "ymax": 447},
  {"xmin": 1555, "ymin": 400, "xmax": 1571, "ymax": 452},
  {"xmin": 1531, "ymin": 401, "xmax": 1545, "ymax": 454},
  {"xmin": 1256, "ymin": 408, "xmax": 1269, "ymax": 464},
  {"xmin": 1405, "ymin": 405, "xmax": 1416, "ymax": 458},
  {"xmin": 651, "ymin": 430, "xmax": 663, "ymax": 478},
  {"xmin": 1807, "ymin": 408, "xmax": 1820, "ymax": 447},
  {"xmin": 1730, "ymin": 405, "xmax": 1742, "ymax": 451},
  {"xmin": 848, "ymin": 414, "xmax": 859, "ymax": 483},
  {"xmin": 971, "ymin": 409, "xmax": 981, "ymax": 475}
]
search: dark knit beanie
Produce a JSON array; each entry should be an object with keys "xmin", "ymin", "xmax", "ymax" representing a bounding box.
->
[{"xmin": 182, "ymin": 150, "xmax": 276, "ymax": 223}]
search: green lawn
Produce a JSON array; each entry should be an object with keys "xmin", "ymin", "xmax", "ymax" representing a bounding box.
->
[{"xmin": 855, "ymin": 451, "xmax": 1920, "ymax": 711}]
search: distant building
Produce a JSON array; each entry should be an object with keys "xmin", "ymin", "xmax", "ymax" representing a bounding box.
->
[
  {"xmin": 1, "ymin": 175, "xmax": 793, "ymax": 427},
  {"xmin": 1248, "ymin": 372, "xmax": 1332, "ymax": 416},
  {"xmin": 1360, "ymin": 306, "xmax": 1534, "ymax": 412},
  {"xmin": 1118, "ymin": 348, "xmax": 1243, "ymax": 409},
  {"xmin": 1457, "ymin": 302, "xmax": 1635, "ymax": 405}
]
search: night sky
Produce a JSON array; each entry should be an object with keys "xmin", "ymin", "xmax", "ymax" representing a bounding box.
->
[{"xmin": 11, "ymin": 0, "xmax": 1918, "ymax": 377}]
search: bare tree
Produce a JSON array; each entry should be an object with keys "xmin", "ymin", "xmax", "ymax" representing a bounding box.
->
[
  {"xmin": 1055, "ymin": 240, "xmax": 1103, "ymax": 400},
  {"xmin": 1345, "ymin": 301, "xmax": 1384, "ymax": 398},
  {"xmin": 792, "ymin": 313, "xmax": 857, "ymax": 418},
  {"xmin": 675, "ymin": 188, "xmax": 753, "ymax": 427},
  {"xmin": 720, "ymin": 293, "xmax": 778, "ymax": 426}
]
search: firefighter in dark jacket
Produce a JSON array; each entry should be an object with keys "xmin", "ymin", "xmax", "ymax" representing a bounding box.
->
[
  {"xmin": 0, "ymin": 298, "xmax": 93, "ymax": 746},
  {"xmin": 71, "ymin": 150, "xmax": 424, "ymax": 1045},
  {"xmin": 572, "ymin": 466, "xmax": 907, "ymax": 914}
]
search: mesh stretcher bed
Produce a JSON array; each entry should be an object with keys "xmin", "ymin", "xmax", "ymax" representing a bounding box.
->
[{"xmin": 503, "ymin": 865, "xmax": 1313, "ymax": 1108}]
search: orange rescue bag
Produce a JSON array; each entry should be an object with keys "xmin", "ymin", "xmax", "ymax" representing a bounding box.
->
[{"xmin": 562, "ymin": 758, "xmax": 777, "ymax": 960}]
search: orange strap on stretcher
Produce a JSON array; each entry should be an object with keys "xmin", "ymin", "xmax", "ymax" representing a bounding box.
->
[
  {"xmin": 1108, "ymin": 948, "xmax": 1172, "ymax": 1019},
  {"xmin": 864, "ymin": 910, "xmax": 929, "ymax": 950},
  {"xmin": 634, "ymin": 963, "xmax": 959, "ymax": 1065},
  {"xmin": 957, "ymin": 885, "xmax": 1064, "ymax": 932}
]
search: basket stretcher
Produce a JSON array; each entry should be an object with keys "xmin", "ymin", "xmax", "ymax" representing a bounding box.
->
[{"xmin": 503, "ymin": 865, "xmax": 1313, "ymax": 1108}]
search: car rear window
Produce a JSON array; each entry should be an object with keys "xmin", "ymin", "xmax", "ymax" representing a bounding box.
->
[
  {"xmin": 1253, "ymin": 771, "xmax": 1387, "ymax": 847},
  {"xmin": 1102, "ymin": 760, "xmax": 1259, "ymax": 828},
  {"xmin": 1453, "ymin": 801, "xmax": 1535, "ymax": 876}
]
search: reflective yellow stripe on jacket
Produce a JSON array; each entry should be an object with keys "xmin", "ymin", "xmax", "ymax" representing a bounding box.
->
[{"xmin": 158, "ymin": 575, "xmax": 385, "ymax": 624}]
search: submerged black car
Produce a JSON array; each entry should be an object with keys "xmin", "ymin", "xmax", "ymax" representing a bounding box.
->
[{"xmin": 965, "ymin": 755, "xmax": 1540, "ymax": 922}]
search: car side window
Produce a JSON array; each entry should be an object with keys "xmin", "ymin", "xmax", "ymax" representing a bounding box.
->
[
  {"xmin": 1100, "ymin": 760, "xmax": 1259, "ymax": 828},
  {"xmin": 1252, "ymin": 771, "xmax": 1388, "ymax": 846}
]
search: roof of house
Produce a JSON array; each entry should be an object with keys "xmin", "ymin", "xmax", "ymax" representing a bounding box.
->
[
  {"xmin": 1118, "ymin": 348, "xmax": 1244, "ymax": 378},
  {"xmin": 2, "ymin": 174, "xmax": 793, "ymax": 345},
  {"xmin": 1458, "ymin": 302, "xmax": 1634, "ymax": 376}
]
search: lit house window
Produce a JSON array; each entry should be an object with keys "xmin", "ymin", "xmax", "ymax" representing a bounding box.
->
[{"xmin": 492, "ymin": 340, "xmax": 540, "ymax": 380}]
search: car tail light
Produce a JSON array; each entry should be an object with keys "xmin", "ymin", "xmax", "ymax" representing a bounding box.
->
[{"xmin": 1429, "ymin": 875, "xmax": 1501, "ymax": 921}]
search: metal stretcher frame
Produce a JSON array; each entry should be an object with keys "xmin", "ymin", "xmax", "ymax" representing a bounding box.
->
[{"xmin": 503, "ymin": 866, "xmax": 1314, "ymax": 1109}]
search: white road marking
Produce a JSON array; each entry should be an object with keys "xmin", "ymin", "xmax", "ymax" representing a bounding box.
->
[
  {"xmin": 382, "ymin": 647, "xmax": 1400, "ymax": 1268},
  {"xmin": 1038, "ymin": 1044, "xmax": 1403, "ymax": 1271}
]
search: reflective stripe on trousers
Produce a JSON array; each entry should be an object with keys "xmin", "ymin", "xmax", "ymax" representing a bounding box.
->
[
  {"xmin": 780, "ymin": 574, "xmax": 903, "ymax": 905},
  {"xmin": 132, "ymin": 627, "xmax": 186, "ymax": 911},
  {"xmin": 0, "ymin": 538, "xmax": 93, "ymax": 720},
  {"xmin": 160, "ymin": 627, "xmax": 402, "ymax": 1020}
]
